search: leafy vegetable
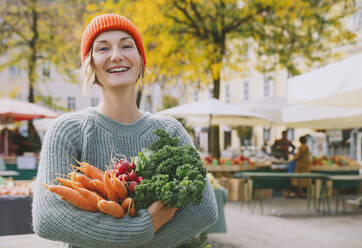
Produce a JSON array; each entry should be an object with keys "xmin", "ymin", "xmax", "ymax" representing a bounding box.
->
[{"xmin": 134, "ymin": 129, "xmax": 207, "ymax": 209}]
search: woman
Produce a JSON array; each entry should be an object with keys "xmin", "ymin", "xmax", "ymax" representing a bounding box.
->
[
  {"xmin": 291, "ymin": 135, "xmax": 311, "ymax": 197},
  {"xmin": 32, "ymin": 14, "xmax": 218, "ymax": 248}
]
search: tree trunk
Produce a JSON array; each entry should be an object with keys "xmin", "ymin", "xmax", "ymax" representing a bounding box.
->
[
  {"xmin": 28, "ymin": 0, "xmax": 38, "ymax": 129},
  {"xmin": 209, "ymin": 77, "xmax": 221, "ymax": 159},
  {"xmin": 28, "ymin": 0, "xmax": 38, "ymax": 104}
]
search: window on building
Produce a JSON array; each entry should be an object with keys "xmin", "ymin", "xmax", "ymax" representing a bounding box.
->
[
  {"xmin": 42, "ymin": 67, "xmax": 50, "ymax": 77},
  {"xmin": 224, "ymin": 130, "xmax": 232, "ymax": 149},
  {"xmin": 263, "ymin": 76, "xmax": 274, "ymax": 97},
  {"xmin": 90, "ymin": 97, "xmax": 99, "ymax": 107},
  {"xmin": 9, "ymin": 66, "xmax": 20, "ymax": 77},
  {"xmin": 67, "ymin": 97, "xmax": 76, "ymax": 111},
  {"xmin": 243, "ymin": 81, "xmax": 250, "ymax": 100},
  {"xmin": 144, "ymin": 95, "xmax": 153, "ymax": 112},
  {"xmin": 193, "ymin": 90, "xmax": 199, "ymax": 101},
  {"xmin": 263, "ymin": 127, "xmax": 271, "ymax": 141},
  {"xmin": 208, "ymin": 87, "xmax": 214, "ymax": 99},
  {"xmin": 42, "ymin": 62, "xmax": 51, "ymax": 77},
  {"xmin": 287, "ymin": 128, "xmax": 295, "ymax": 141},
  {"xmin": 225, "ymin": 83, "xmax": 231, "ymax": 103}
]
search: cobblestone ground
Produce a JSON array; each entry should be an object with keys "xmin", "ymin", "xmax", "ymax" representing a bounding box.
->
[{"xmin": 207, "ymin": 197, "xmax": 362, "ymax": 248}]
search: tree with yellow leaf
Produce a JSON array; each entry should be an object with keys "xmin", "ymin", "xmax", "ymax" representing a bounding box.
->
[{"xmin": 0, "ymin": 0, "xmax": 85, "ymax": 105}]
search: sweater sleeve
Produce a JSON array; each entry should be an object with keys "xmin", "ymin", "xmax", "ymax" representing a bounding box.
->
[
  {"xmin": 141, "ymin": 117, "xmax": 218, "ymax": 248},
  {"xmin": 32, "ymin": 116, "xmax": 155, "ymax": 248}
]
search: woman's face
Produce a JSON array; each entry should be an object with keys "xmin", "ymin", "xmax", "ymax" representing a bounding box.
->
[{"xmin": 92, "ymin": 30, "xmax": 141, "ymax": 89}]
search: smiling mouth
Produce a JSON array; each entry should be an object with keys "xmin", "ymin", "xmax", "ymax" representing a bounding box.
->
[{"xmin": 107, "ymin": 67, "xmax": 129, "ymax": 73}]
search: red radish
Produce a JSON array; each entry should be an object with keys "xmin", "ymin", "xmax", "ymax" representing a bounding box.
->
[
  {"xmin": 119, "ymin": 174, "xmax": 129, "ymax": 182},
  {"xmin": 137, "ymin": 176, "xmax": 144, "ymax": 183},
  {"xmin": 129, "ymin": 161, "xmax": 136, "ymax": 170},
  {"xmin": 129, "ymin": 181, "xmax": 139, "ymax": 193},
  {"xmin": 118, "ymin": 161, "xmax": 129, "ymax": 174},
  {"xmin": 128, "ymin": 170, "xmax": 137, "ymax": 181}
]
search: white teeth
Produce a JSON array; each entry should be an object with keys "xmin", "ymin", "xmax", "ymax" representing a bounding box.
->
[{"xmin": 108, "ymin": 68, "xmax": 128, "ymax": 73}]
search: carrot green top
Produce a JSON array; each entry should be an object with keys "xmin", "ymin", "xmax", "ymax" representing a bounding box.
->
[{"xmin": 32, "ymin": 107, "xmax": 218, "ymax": 248}]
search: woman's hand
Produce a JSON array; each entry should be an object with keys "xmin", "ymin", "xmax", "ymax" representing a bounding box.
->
[{"xmin": 147, "ymin": 201, "xmax": 178, "ymax": 233}]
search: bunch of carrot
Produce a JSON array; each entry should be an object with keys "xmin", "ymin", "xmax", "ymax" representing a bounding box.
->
[{"xmin": 43, "ymin": 159, "xmax": 136, "ymax": 219}]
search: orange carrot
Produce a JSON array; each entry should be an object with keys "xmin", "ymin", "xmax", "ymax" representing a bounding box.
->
[
  {"xmin": 56, "ymin": 177, "xmax": 81, "ymax": 189},
  {"xmin": 103, "ymin": 170, "xmax": 118, "ymax": 202},
  {"xmin": 74, "ymin": 161, "xmax": 104, "ymax": 181},
  {"xmin": 43, "ymin": 184, "xmax": 98, "ymax": 213},
  {"xmin": 90, "ymin": 179, "xmax": 107, "ymax": 198},
  {"xmin": 73, "ymin": 172, "xmax": 96, "ymax": 191},
  {"xmin": 76, "ymin": 187, "xmax": 102, "ymax": 212},
  {"xmin": 111, "ymin": 173, "xmax": 128, "ymax": 201},
  {"xmin": 98, "ymin": 199, "xmax": 125, "ymax": 218},
  {"xmin": 122, "ymin": 197, "xmax": 136, "ymax": 217}
]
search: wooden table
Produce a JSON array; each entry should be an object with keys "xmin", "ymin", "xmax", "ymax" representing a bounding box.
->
[
  {"xmin": 233, "ymin": 172, "xmax": 331, "ymax": 214},
  {"xmin": 0, "ymin": 234, "xmax": 61, "ymax": 248},
  {"xmin": 328, "ymin": 175, "xmax": 362, "ymax": 214}
]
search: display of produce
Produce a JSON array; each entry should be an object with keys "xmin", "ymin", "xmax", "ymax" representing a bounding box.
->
[
  {"xmin": 311, "ymin": 155, "xmax": 361, "ymax": 166},
  {"xmin": 0, "ymin": 179, "xmax": 33, "ymax": 197},
  {"xmin": 202, "ymin": 147, "xmax": 273, "ymax": 167}
]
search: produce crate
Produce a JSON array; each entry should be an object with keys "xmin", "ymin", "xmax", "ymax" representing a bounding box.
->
[{"xmin": 228, "ymin": 178, "xmax": 242, "ymax": 201}]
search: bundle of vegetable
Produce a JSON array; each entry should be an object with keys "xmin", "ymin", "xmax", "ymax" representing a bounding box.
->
[
  {"xmin": 133, "ymin": 129, "xmax": 207, "ymax": 209},
  {"xmin": 43, "ymin": 159, "xmax": 138, "ymax": 218}
]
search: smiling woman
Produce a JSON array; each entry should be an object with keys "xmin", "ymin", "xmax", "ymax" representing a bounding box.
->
[{"xmin": 32, "ymin": 13, "xmax": 218, "ymax": 248}]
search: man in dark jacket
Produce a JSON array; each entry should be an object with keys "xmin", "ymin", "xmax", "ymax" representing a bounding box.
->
[{"xmin": 271, "ymin": 130, "xmax": 295, "ymax": 161}]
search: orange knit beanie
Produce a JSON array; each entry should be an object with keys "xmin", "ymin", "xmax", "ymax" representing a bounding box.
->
[{"xmin": 80, "ymin": 14, "xmax": 146, "ymax": 68}]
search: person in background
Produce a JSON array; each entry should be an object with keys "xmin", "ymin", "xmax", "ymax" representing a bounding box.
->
[
  {"xmin": 12, "ymin": 127, "xmax": 27, "ymax": 156},
  {"xmin": 23, "ymin": 124, "xmax": 41, "ymax": 153},
  {"xmin": 32, "ymin": 13, "xmax": 217, "ymax": 248},
  {"xmin": 291, "ymin": 136, "xmax": 311, "ymax": 197},
  {"xmin": 271, "ymin": 130, "xmax": 295, "ymax": 161}
]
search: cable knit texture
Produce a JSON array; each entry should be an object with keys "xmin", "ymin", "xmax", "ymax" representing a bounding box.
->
[{"xmin": 32, "ymin": 107, "xmax": 218, "ymax": 248}]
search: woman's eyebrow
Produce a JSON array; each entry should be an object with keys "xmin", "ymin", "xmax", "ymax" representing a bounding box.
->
[
  {"xmin": 94, "ymin": 40, "xmax": 108, "ymax": 45},
  {"xmin": 94, "ymin": 37, "xmax": 132, "ymax": 44},
  {"xmin": 120, "ymin": 37, "xmax": 132, "ymax": 41}
]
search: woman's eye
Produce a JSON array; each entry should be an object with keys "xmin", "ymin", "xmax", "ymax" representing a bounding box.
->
[
  {"xmin": 98, "ymin": 47, "xmax": 108, "ymax": 51},
  {"xmin": 122, "ymin": 44, "xmax": 132, "ymax": 49}
]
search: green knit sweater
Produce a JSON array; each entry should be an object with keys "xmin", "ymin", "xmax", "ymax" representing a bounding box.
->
[{"xmin": 32, "ymin": 107, "xmax": 218, "ymax": 248}]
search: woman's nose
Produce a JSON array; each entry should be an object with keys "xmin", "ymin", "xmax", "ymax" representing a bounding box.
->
[{"xmin": 110, "ymin": 47, "xmax": 123, "ymax": 61}]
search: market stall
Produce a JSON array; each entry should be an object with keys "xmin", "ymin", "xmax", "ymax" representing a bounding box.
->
[{"xmin": 0, "ymin": 179, "xmax": 33, "ymax": 235}]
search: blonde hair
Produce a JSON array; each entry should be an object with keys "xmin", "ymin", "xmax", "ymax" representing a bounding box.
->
[{"xmin": 80, "ymin": 52, "xmax": 145, "ymax": 94}]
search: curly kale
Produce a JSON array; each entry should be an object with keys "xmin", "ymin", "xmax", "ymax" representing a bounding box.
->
[
  {"xmin": 134, "ymin": 128, "xmax": 207, "ymax": 209},
  {"xmin": 149, "ymin": 128, "xmax": 179, "ymax": 152}
]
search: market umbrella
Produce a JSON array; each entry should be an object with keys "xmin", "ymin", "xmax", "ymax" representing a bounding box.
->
[
  {"xmin": 0, "ymin": 97, "xmax": 58, "ymax": 121},
  {"xmin": 0, "ymin": 97, "xmax": 58, "ymax": 156},
  {"xmin": 288, "ymin": 53, "xmax": 362, "ymax": 108},
  {"xmin": 282, "ymin": 105, "xmax": 362, "ymax": 129},
  {"xmin": 158, "ymin": 98, "xmax": 271, "ymax": 126}
]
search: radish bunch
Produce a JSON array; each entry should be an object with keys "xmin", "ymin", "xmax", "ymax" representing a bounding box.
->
[{"xmin": 113, "ymin": 159, "xmax": 143, "ymax": 194}]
